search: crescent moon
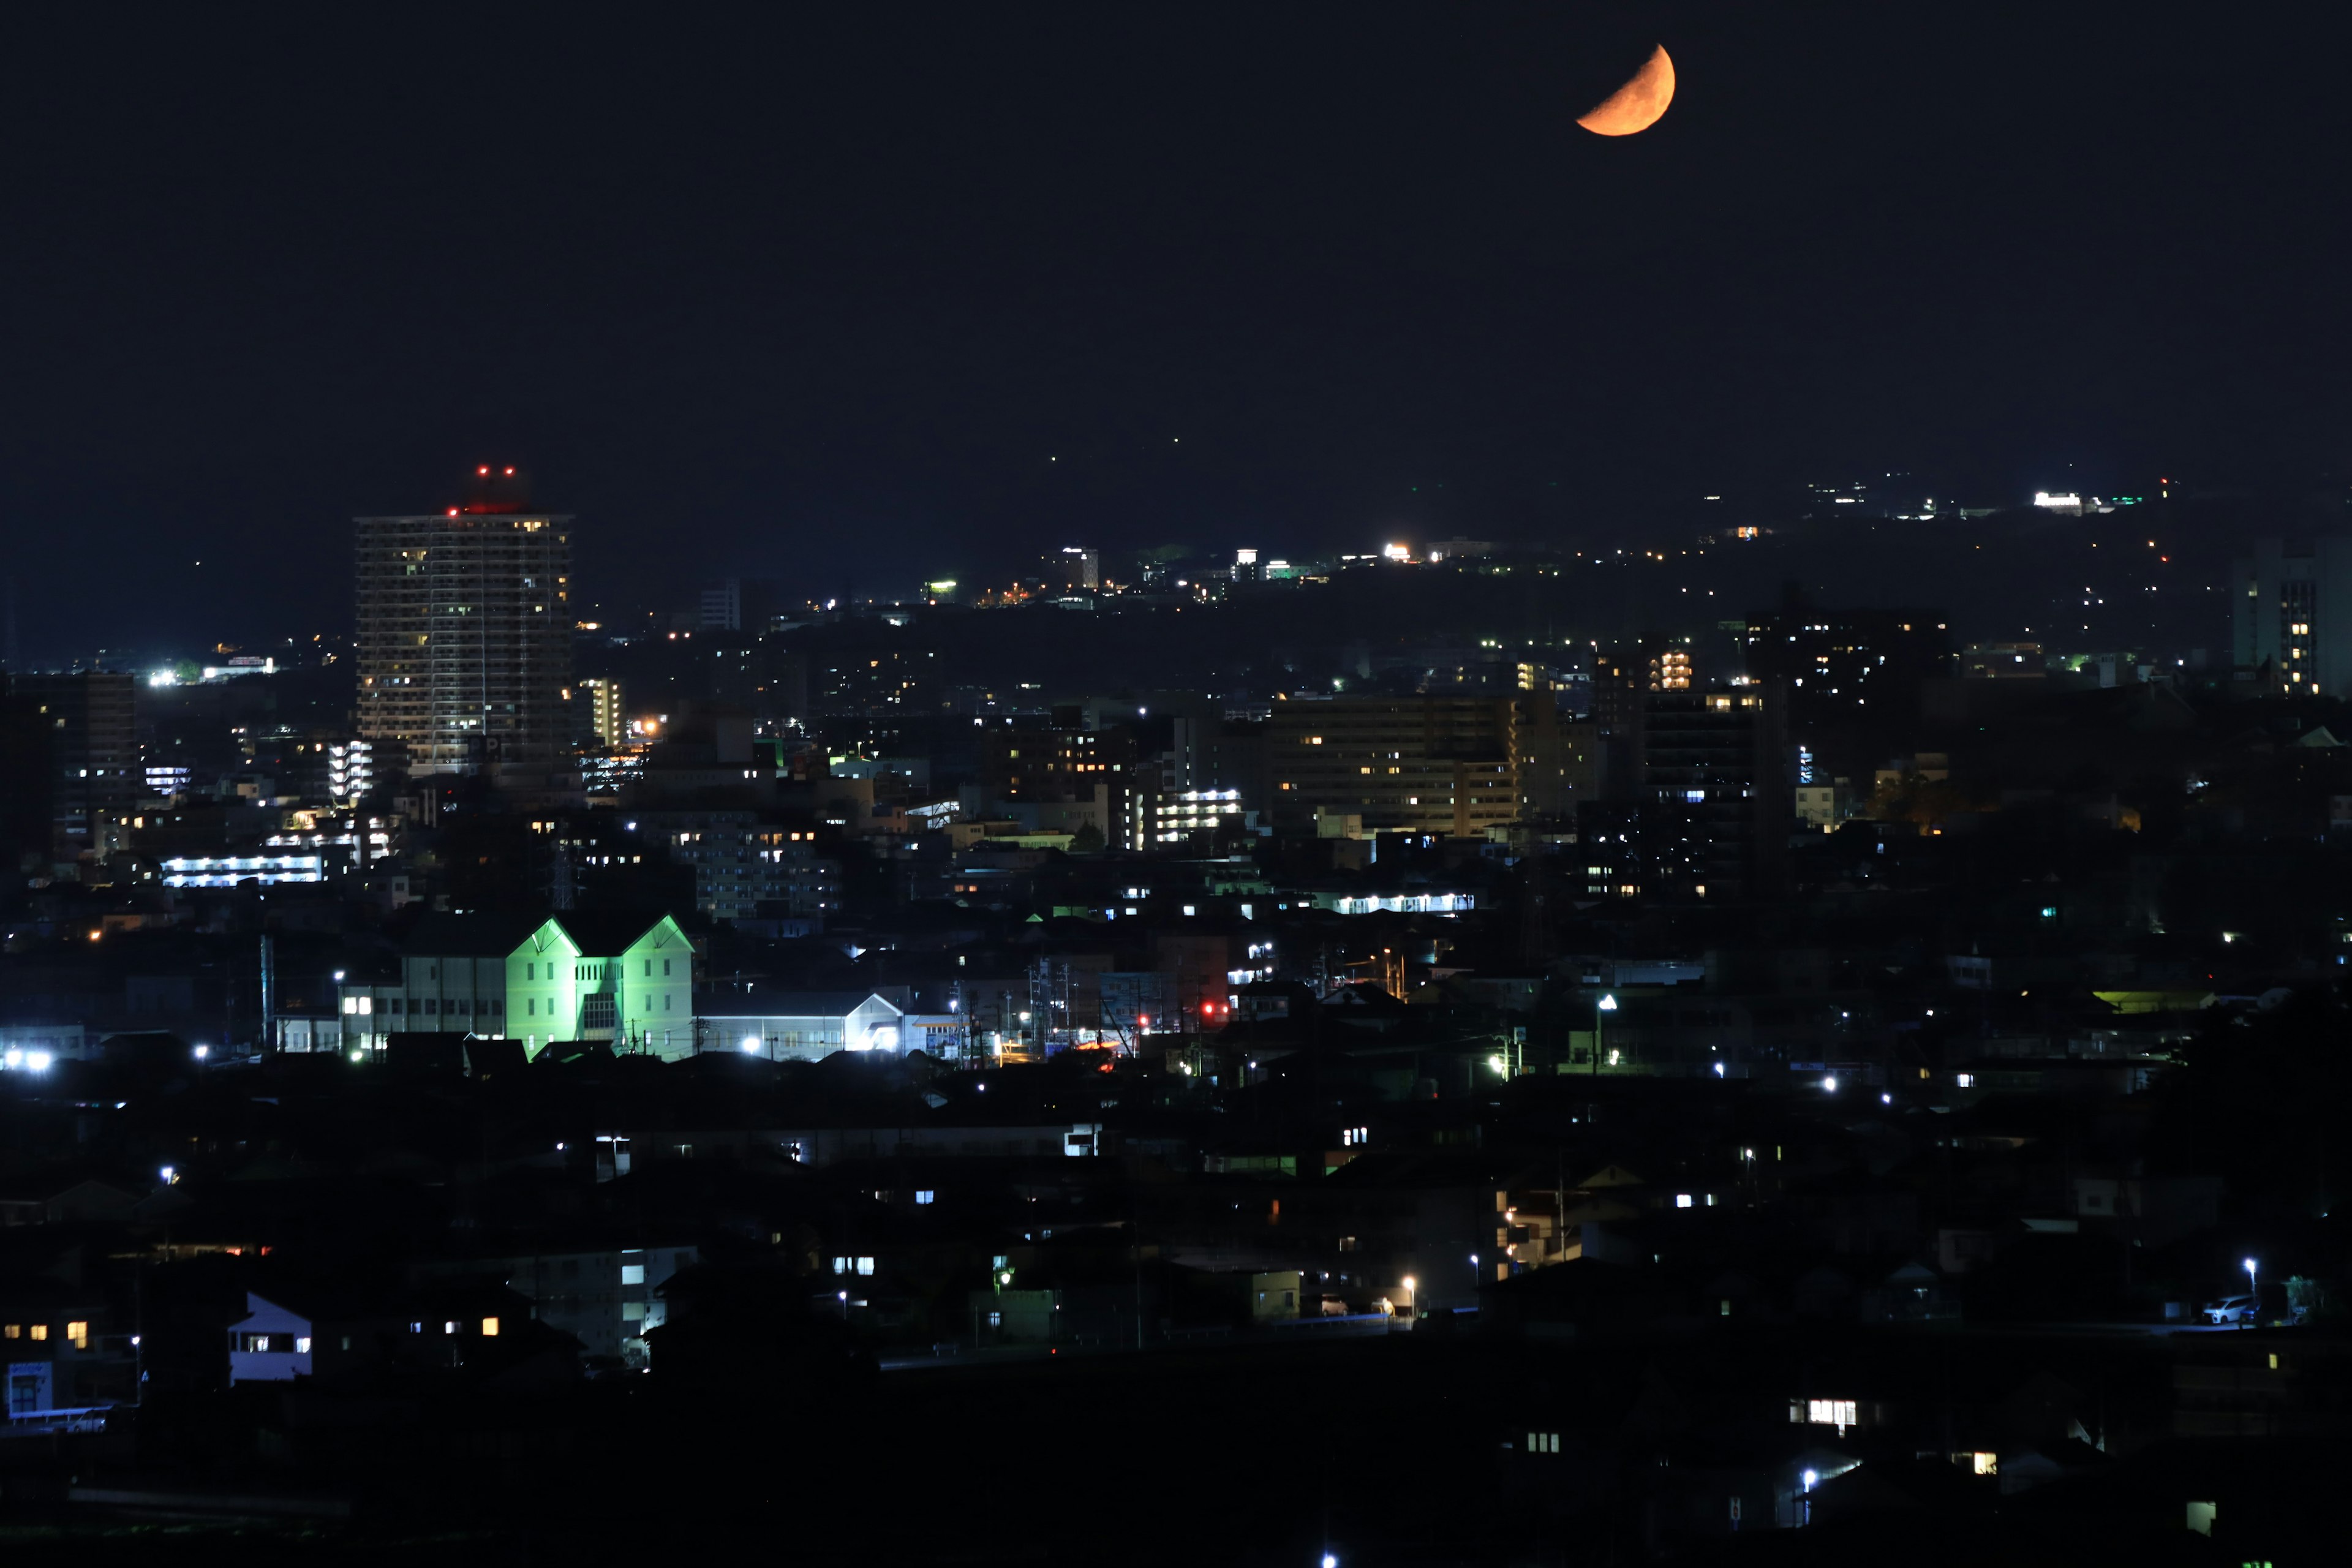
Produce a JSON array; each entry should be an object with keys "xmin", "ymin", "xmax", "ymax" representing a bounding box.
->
[{"xmin": 1577, "ymin": 44, "xmax": 1675, "ymax": 137}]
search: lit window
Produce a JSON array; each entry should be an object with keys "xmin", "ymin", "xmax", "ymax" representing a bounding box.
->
[
  {"xmin": 66, "ymin": 1321, "xmax": 88, "ymax": 1348},
  {"xmin": 915, "ymin": 1190, "xmax": 935, "ymax": 1205},
  {"xmin": 28, "ymin": 1324, "xmax": 47, "ymax": 1342},
  {"xmin": 295, "ymin": 1336, "xmax": 311, "ymax": 1354},
  {"xmin": 481, "ymin": 1317, "xmax": 499, "ymax": 1337}
]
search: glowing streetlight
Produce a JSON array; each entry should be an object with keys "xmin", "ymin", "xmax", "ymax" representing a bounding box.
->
[{"xmin": 2245, "ymin": 1257, "xmax": 2260, "ymax": 1324}]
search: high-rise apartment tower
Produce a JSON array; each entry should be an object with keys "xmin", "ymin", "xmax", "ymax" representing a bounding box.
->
[{"xmin": 355, "ymin": 468, "xmax": 573, "ymax": 780}]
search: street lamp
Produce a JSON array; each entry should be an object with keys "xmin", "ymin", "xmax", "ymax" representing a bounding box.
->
[
  {"xmin": 1594, "ymin": 993, "xmax": 1617, "ymax": 1076},
  {"xmin": 1401, "ymin": 1275, "xmax": 1415, "ymax": 1319},
  {"xmin": 2245, "ymin": 1257, "xmax": 2260, "ymax": 1324}
]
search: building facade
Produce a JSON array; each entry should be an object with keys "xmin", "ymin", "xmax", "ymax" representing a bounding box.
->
[
  {"xmin": 334, "ymin": 911, "xmax": 699, "ymax": 1059},
  {"xmin": 1264, "ymin": 695, "xmax": 1539, "ymax": 838},
  {"xmin": 577, "ymin": 677, "xmax": 626, "ymax": 748},
  {"xmin": 698, "ymin": 991, "xmax": 908, "ymax": 1060},
  {"xmin": 651, "ymin": 812, "xmax": 840, "ymax": 922},
  {"xmin": 355, "ymin": 474, "xmax": 573, "ymax": 781},
  {"xmin": 2233, "ymin": 535, "xmax": 2352, "ymax": 696},
  {"xmin": 7, "ymin": 672, "xmax": 138, "ymax": 852}
]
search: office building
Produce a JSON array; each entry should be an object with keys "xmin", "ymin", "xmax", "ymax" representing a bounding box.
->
[
  {"xmin": 0, "ymin": 677, "xmax": 56, "ymax": 865},
  {"xmin": 1518, "ymin": 718, "xmax": 1600, "ymax": 822},
  {"xmin": 650, "ymin": 813, "xmax": 840, "ymax": 924},
  {"xmin": 1043, "ymin": 547, "xmax": 1100, "ymax": 592},
  {"xmin": 1264, "ymin": 696, "xmax": 1540, "ymax": 837},
  {"xmin": 699, "ymin": 578, "xmax": 742, "ymax": 633},
  {"xmin": 980, "ymin": 722, "xmax": 1137, "ymax": 804},
  {"xmin": 355, "ymin": 469, "xmax": 573, "ymax": 781},
  {"xmin": 7, "ymin": 671, "xmax": 139, "ymax": 851},
  {"xmin": 2233, "ymin": 536, "xmax": 2352, "ymax": 696},
  {"xmin": 1589, "ymin": 641, "xmax": 1689, "ymax": 799},
  {"xmin": 1129, "ymin": 787, "xmax": 1248, "ymax": 849},
  {"xmin": 1580, "ymin": 687, "xmax": 1788, "ymax": 902},
  {"xmin": 1735, "ymin": 603, "xmax": 1953, "ymax": 733}
]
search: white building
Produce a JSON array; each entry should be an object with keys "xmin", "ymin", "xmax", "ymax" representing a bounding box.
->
[
  {"xmin": 227, "ymin": 1294, "xmax": 316, "ymax": 1384},
  {"xmin": 699, "ymin": 991, "xmax": 909, "ymax": 1061}
]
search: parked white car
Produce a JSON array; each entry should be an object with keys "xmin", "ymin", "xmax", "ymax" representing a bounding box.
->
[{"xmin": 2203, "ymin": 1294, "xmax": 2260, "ymax": 1325}]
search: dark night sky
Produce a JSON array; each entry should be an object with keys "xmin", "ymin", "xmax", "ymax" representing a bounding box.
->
[{"xmin": 3, "ymin": 3, "xmax": 2346, "ymax": 657}]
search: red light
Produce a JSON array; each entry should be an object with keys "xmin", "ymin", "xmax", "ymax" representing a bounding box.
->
[
  {"xmin": 447, "ymin": 507, "xmax": 458, "ymax": 516},
  {"xmin": 503, "ymin": 467, "xmax": 514, "ymax": 476},
  {"xmin": 478, "ymin": 466, "xmax": 489, "ymax": 476}
]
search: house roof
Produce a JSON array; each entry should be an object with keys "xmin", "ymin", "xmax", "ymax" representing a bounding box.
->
[{"xmin": 551, "ymin": 911, "xmax": 687, "ymax": 959}]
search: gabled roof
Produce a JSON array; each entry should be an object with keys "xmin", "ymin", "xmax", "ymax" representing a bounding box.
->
[
  {"xmin": 512, "ymin": 912, "xmax": 690, "ymax": 960},
  {"xmin": 556, "ymin": 911, "xmax": 690, "ymax": 958}
]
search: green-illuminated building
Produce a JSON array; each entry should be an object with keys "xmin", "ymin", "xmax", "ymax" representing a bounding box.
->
[{"xmin": 334, "ymin": 911, "xmax": 699, "ymax": 1061}]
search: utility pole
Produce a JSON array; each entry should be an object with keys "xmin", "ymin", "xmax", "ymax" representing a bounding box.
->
[{"xmin": 258, "ymin": 933, "xmax": 276, "ymax": 1053}]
